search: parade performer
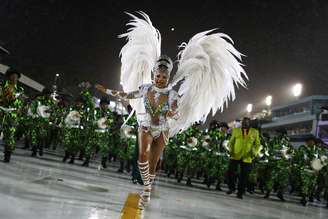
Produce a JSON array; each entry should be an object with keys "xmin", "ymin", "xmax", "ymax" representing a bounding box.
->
[
  {"xmin": 176, "ymin": 124, "xmax": 202, "ymax": 186},
  {"xmin": 79, "ymin": 82, "xmax": 97, "ymax": 166},
  {"xmin": 62, "ymin": 97, "xmax": 84, "ymax": 164},
  {"xmin": 94, "ymin": 97, "xmax": 114, "ymax": 169},
  {"xmin": 96, "ymin": 11, "xmax": 247, "ymax": 209},
  {"xmin": 292, "ymin": 136, "xmax": 327, "ymax": 206},
  {"xmin": 48, "ymin": 98, "xmax": 67, "ymax": 151},
  {"xmin": 0, "ymin": 69, "xmax": 24, "ymax": 162},
  {"xmin": 262, "ymin": 133, "xmax": 292, "ymax": 201},
  {"xmin": 226, "ymin": 117, "xmax": 261, "ymax": 199},
  {"xmin": 29, "ymin": 88, "xmax": 56, "ymax": 157},
  {"xmin": 205, "ymin": 122, "xmax": 230, "ymax": 190},
  {"xmin": 118, "ymin": 112, "xmax": 138, "ymax": 173}
]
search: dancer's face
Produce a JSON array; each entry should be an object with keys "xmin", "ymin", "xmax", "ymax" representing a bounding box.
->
[
  {"xmin": 306, "ymin": 139, "xmax": 316, "ymax": 147},
  {"xmin": 76, "ymin": 101, "xmax": 84, "ymax": 108},
  {"xmin": 100, "ymin": 103, "xmax": 108, "ymax": 110},
  {"xmin": 220, "ymin": 126, "xmax": 228, "ymax": 133},
  {"xmin": 9, "ymin": 74, "xmax": 18, "ymax": 84},
  {"xmin": 154, "ymin": 69, "xmax": 169, "ymax": 88},
  {"xmin": 242, "ymin": 118, "xmax": 250, "ymax": 129}
]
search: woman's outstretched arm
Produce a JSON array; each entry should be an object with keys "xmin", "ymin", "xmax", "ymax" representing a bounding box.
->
[{"xmin": 95, "ymin": 84, "xmax": 142, "ymax": 99}]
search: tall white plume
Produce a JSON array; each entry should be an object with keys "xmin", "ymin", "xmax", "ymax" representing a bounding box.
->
[
  {"xmin": 169, "ymin": 29, "xmax": 247, "ymax": 135},
  {"xmin": 119, "ymin": 11, "xmax": 161, "ymax": 116}
]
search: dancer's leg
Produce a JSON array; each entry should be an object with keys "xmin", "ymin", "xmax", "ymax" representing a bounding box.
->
[
  {"xmin": 138, "ymin": 128, "xmax": 153, "ymax": 208},
  {"xmin": 149, "ymin": 131, "xmax": 168, "ymax": 184}
]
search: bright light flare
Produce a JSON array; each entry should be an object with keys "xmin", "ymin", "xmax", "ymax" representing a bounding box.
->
[
  {"xmin": 292, "ymin": 83, "xmax": 303, "ymax": 97},
  {"xmin": 246, "ymin": 104, "xmax": 253, "ymax": 113},
  {"xmin": 265, "ymin": 95, "xmax": 272, "ymax": 106}
]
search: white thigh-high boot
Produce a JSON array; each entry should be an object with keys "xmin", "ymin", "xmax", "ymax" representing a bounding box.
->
[
  {"xmin": 149, "ymin": 174, "xmax": 156, "ymax": 186},
  {"xmin": 138, "ymin": 161, "xmax": 151, "ymax": 209}
]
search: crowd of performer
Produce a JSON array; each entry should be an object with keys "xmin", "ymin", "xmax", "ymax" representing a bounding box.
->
[
  {"xmin": 0, "ymin": 69, "xmax": 136, "ymax": 170},
  {"xmin": 165, "ymin": 119, "xmax": 328, "ymax": 207},
  {"xmin": 1, "ymin": 69, "xmax": 328, "ymax": 208}
]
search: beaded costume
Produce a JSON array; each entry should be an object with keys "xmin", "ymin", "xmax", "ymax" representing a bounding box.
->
[{"xmin": 105, "ymin": 11, "xmax": 247, "ymax": 209}]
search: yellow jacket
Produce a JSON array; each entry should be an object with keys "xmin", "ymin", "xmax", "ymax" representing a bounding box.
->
[{"xmin": 229, "ymin": 128, "xmax": 261, "ymax": 163}]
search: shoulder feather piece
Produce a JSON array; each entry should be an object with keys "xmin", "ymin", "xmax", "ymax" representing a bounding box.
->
[{"xmin": 169, "ymin": 29, "xmax": 247, "ymax": 135}]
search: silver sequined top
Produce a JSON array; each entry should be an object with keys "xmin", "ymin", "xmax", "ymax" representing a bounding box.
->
[{"xmin": 128, "ymin": 84, "xmax": 179, "ymax": 128}]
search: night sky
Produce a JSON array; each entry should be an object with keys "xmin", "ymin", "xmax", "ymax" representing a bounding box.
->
[{"xmin": 1, "ymin": 0, "xmax": 328, "ymax": 122}]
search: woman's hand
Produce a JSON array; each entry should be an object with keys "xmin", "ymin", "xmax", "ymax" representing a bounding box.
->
[
  {"xmin": 95, "ymin": 84, "xmax": 125, "ymax": 98},
  {"xmin": 166, "ymin": 110, "xmax": 177, "ymax": 118}
]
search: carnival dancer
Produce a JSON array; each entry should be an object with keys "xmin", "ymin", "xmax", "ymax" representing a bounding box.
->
[
  {"xmin": 96, "ymin": 12, "xmax": 247, "ymax": 209},
  {"xmin": 29, "ymin": 88, "xmax": 56, "ymax": 157},
  {"xmin": 94, "ymin": 97, "xmax": 114, "ymax": 169},
  {"xmin": 62, "ymin": 97, "xmax": 84, "ymax": 164},
  {"xmin": 0, "ymin": 69, "xmax": 24, "ymax": 162},
  {"xmin": 292, "ymin": 136, "xmax": 327, "ymax": 206}
]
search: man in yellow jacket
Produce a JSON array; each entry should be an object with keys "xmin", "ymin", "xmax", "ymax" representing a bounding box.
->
[{"xmin": 226, "ymin": 117, "xmax": 261, "ymax": 199}]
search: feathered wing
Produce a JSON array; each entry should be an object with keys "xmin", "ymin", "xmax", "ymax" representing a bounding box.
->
[
  {"xmin": 169, "ymin": 29, "xmax": 247, "ymax": 135},
  {"xmin": 119, "ymin": 11, "xmax": 161, "ymax": 118}
]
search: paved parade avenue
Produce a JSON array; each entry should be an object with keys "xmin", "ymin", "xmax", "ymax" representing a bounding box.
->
[{"xmin": 1, "ymin": 145, "xmax": 328, "ymax": 219}]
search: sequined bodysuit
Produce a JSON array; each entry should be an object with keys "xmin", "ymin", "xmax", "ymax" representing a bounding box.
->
[{"xmin": 128, "ymin": 84, "xmax": 178, "ymax": 140}]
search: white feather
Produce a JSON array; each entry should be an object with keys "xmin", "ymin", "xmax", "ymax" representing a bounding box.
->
[
  {"xmin": 169, "ymin": 29, "xmax": 247, "ymax": 135},
  {"xmin": 119, "ymin": 11, "xmax": 161, "ymax": 116}
]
